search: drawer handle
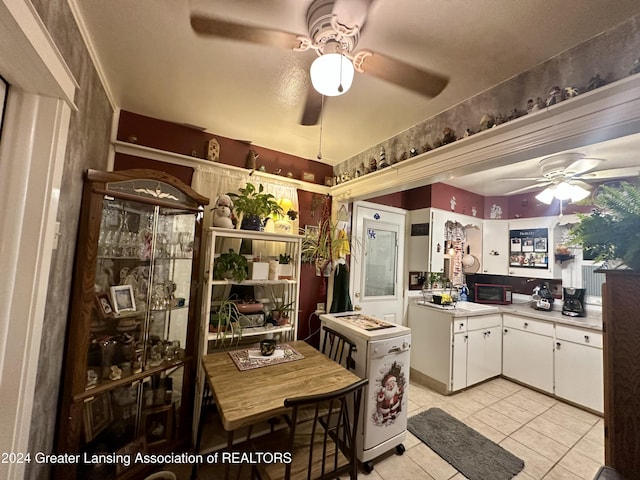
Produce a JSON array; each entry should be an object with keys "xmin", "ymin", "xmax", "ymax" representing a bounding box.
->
[
  {"xmin": 556, "ymin": 342, "xmax": 561, "ymax": 349},
  {"xmin": 524, "ymin": 322, "xmax": 529, "ymax": 328},
  {"xmin": 584, "ymin": 335, "xmax": 590, "ymax": 343},
  {"xmin": 459, "ymin": 323, "xmax": 464, "ymax": 329},
  {"xmin": 504, "ymin": 329, "xmax": 508, "ymax": 333}
]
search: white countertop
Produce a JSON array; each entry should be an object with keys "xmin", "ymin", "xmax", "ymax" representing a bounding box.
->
[{"xmin": 410, "ymin": 300, "xmax": 602, "ymax": 331}]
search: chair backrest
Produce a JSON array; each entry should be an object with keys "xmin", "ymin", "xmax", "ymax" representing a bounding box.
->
[
  {"xmin": 320, "ymin": 325, "xmax": 357, "ymax": 370},
  {"xmin": 284, "ymin": 378, "xmax": 368, "ymax": 480}
]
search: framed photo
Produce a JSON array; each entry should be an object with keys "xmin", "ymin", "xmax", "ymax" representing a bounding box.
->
[
  {"xmin": 84, "ymin": 392, "xmax": 113, "ymax": 442},
  {"xmin": 95, "ymin": 293, "xmax": 113, "ymax": 318},
  {"xmin": 142, "ymin": 404, "xmax": 175, "ymax": 450},
  {"xmin": 324, "ymin": 176, "xmax": 334, "ymax": 187},
  {"xmin": 302, "ymin": 171, "xmax": 315, "ymax": 183},
  {"xmin": 110, "ymin": 285, "xmax": 136, "ymax": 313}
]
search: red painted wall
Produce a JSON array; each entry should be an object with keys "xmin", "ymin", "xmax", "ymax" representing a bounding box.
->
[{"xmin": 116, "ymin": 111, "xmax": 333, "ymax": 184}]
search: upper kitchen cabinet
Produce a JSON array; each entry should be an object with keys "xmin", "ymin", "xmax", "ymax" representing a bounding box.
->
[
  {"xmin": 480, "ymin": 220, "xmax": 509, "ymax": 275},
  {"xmin": 506, "ymin": 217, "xmax": 562, "ymax": 279},
  {"xmin": 55, "ymin": 169, "xmax": 208, "ymax": 479}
]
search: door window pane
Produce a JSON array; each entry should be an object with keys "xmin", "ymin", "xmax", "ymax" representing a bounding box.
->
[{"xmin": 364, "ymin": 227, "xmax": 397, "ymax": 297}]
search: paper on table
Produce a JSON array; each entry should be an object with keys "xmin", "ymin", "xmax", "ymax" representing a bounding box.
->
[{"xmin": 247, "ymin": 349, "xmax": 286, "ymax": 359}]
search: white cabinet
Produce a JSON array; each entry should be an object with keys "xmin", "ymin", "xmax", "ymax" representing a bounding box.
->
[
  {"xmin": 408, "ymin": 304, "xmax": 501, "ymax": 394},
  {"xmin": 428, "ymin": 209, "xmax": 447, "ymax": 275},
  {"xmin": 502, "ymin": 314, "xmax": 554, "ymax": 393},
  {"xmin": 467, "ymin": 316, "xmax": 502, "ymax": 387},
  {"xmin": 481, "ymin": 220, "xmax": 509, "ymax": 274},
  {"xmin": 201, "ymin": 227, "xmax": 302, "ymax": 352},
  {"xmin": 554, "ymin": 325, "xmax": 604, "ymax": 412}
]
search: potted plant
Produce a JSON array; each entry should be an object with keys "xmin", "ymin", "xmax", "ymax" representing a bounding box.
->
[
  {"xmin": 278, "ymin": 253, "xmax": 293, "ymax": 279},
  {"xmin": 268, "ymin": 290, "xmax": 295, "ymax": 326},
  {"xmin": 213, "ymin": 249, "xmax": 249, "ymax": 282},
  {"xmin": 227, "ymin": 183, "xmax": 283, "ymax": 231},
  {"xmin": 209, "ymin": 298, "xmax": 243, "ymax": 345},
  {"xmin": 569, "ymin": 180, "xmax": 640, "ymax": 270},
  {"xmin": 301, "ymin": 218, "xmax": 352, "ymax": 277}
]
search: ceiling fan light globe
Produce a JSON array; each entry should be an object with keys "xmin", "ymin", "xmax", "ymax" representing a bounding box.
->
[
  {"xmin": 310, "ymin": 53, "xmax": 354, "ymax": 96},
  {"xmin": 554, "ymin": 181, "xmax": 573, "ymax": 200},
  {"xmin": 535, "ymin": 187, "xmax": 555, "ymax": 204},
  {"xmin": 569, "ymin": 184, "xmax": 590, "ymax": 202}
]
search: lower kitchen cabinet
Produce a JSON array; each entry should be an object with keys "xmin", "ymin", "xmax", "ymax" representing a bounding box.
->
[
  {"xmin": 502, "ymin": 314, "xmax": 554, "ymax": 394},
  {"xmin": 408, "ymin": 304, "xmax": 501, "ymax": 394},
  {"xmin": 467, "ymin": 320, "xmax": 502, "ymax": 387},
  {"xmin": 554, "ymin": 325, "xmax": 604, "ymax": 412}
]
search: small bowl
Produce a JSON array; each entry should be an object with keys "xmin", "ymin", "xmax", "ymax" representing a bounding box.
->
[{"xmin": 259, "ymin": 339, "xmax": 277, "ymax": 356}]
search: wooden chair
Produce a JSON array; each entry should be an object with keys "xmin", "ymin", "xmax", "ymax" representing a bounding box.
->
[
  {"xmin": 251, "ymin": 378, "xmax": 368, "ymax": 480},
  {"xmin": 320, "ymin": 325, "xmax": 357, "ymax": 371}
]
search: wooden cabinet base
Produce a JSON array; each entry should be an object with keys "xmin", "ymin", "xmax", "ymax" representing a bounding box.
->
[{"xmin": 602, "ymin": 270, "xmax": 640, "ymax": 479}]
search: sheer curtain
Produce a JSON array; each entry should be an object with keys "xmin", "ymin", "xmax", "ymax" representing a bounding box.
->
[{"xmin": 191, "ymin": 164, "xmax": 300, "ymax": 257}]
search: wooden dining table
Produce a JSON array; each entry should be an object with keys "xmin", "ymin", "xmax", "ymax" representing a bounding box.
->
[{"xmin": 191, "ymin": 340, "xmax": 361, "ymax": 478}]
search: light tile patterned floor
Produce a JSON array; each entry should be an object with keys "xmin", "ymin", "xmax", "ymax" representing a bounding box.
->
[
  {"xmin": 168, "ymin": 377, "xmax": 603, "ymax": 479},
  {"xmin": 376, "ymin": 377, "xmax": 604, "ymax": 480}
]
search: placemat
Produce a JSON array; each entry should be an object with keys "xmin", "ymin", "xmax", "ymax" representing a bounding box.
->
[{"xmin": 228, "ymin": 344, "xmax": 304, "ymax": 371}]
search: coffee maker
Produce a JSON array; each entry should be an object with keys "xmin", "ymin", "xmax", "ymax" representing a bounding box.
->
[{"xmin": 562, "ymin": 287, "xmax": 586, "ymax": 317}]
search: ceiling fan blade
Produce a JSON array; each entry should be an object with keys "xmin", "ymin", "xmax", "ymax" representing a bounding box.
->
[
  {"xmin": 571, "ymin": 179, "xmax": 592, "ymax": 190},
  {"xmin": 580, "ymin": 166, "xmax": 640, "ymax": 180},
  {"xmin": 331, "ymin": 0, "xmax": 375, "ymax": 30},
  {"xmin": 190, "ymin": 14, "xmax": 304, "ymax": 50},
  {"xmin": 565, "ymin": 157, "xmax": 604, "ymax": 175},
  {"xmin": 300, "ymin": 85, "xmax": 323, "ymax": 126},
  {"xmin": 354, "ymin": 50, "xmax": 448, "ymax": 98},
  {"xmin": 504, "ymin": 182, "xmax": 552, "ymax": 195},
  {"xmin": 497, "ymin": 177, "xmax": 547, "ymax": 181}
]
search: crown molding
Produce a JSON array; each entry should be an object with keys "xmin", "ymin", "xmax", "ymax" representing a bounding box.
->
[{"xmin": 330, "ymin": 74, "xmax": 640, "ymax": 202}]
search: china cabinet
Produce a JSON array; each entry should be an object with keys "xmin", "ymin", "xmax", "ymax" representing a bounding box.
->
[
  {"xmin": 55, "ymin": 169, "xmax": 208, "ymax": 479},
  {"xmin": 200, "ymin": 227, "xmax": 302, "ymax": 353}
]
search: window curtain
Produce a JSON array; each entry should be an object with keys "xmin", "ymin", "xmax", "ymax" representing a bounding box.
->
[{"xmin": 191, "ymin": 165, "xmax": 300, "ymax": 257}]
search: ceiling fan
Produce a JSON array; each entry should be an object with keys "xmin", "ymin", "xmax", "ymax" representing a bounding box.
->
[
  {"xmin": 499, "ymin": 152, "xmax": 640, "ymax": 204},
  {"xmin": 190, "ymin": 0, "xmax": 449, "ymax": 125}
]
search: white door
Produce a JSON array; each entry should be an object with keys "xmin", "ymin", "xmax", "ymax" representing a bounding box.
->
[
  {"xmin": 467, "ymin": 325, "xmax": 502, "ymax": 386},
  {"xmin": 351, "ymin": 202, "xmax": 406, "ymax": 324},
  {"xmin": 452, "ymin": 331, "xmax": 468, "ymax": 391}
]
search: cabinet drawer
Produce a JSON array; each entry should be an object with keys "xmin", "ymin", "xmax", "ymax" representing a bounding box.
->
[
  {"xmin": 452, "ymin": 318, "xmax": 467, "ymax": 332},
  {"xmin": 556, "ymin": 324, "xmax": 602, "ymax": 348},
  {"xmin": 467, "ymin": 314, "xmax": 501, "ymax": 331},
  {"xmin": 503, "ymin": 314, "xmax": 554, "ymax": 336}
]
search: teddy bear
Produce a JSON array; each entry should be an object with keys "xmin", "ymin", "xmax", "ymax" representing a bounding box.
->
[{"xmin": 212, "ymin": 194, "xmax": 235, "ymax": 228}]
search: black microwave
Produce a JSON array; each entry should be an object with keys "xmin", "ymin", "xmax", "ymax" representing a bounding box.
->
[{"xmin": 474, "ymin": 283, "xmax": 512, "ymax": 304}]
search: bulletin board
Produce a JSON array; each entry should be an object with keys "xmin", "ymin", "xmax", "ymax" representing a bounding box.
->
[{"xmin": 509, "ymin": 228, "xmax": 549, "ymax": 268}]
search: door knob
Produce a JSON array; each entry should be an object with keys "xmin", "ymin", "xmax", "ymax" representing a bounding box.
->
[{"xmin": 354, "ymin": 305, "xmax": 362, "ymax": 311}]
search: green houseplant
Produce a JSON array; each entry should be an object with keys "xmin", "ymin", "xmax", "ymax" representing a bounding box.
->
[
  {"xmin": 570, "ymin": 180, "xmax": 640, "ymax": 270},
  {"xmin": 213, "ymin": 249, "xmax": 249, "ymax": 282},
  {"xmin": 227, "ymin": 183, "xmax": 283, "ymax": 230}
]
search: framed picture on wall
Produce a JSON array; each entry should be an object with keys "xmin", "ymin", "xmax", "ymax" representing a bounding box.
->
[{"xmin": 302, "ymin": 171, "xmax": 315, "ymax": 182}]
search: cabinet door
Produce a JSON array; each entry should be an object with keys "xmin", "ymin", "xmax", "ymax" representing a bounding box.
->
[
  {"xmin": 429, "ymin": 210, "xmax": 446, "ymax": 275},
  {"xmin": 467, "ymin": 326, "xmax": 502, "ymax": 387},
  {"xmin": 555, "ymin": 340, "xmax": 603, "ymax": 412},
  {"xmin": 503, "ymin": 327, "xmax": 554, "ymax": 393},
  {"xmin": 451, "ymin": 332, "xmax": 467, "ymax": 391},
  {"xmin": 481, "ymin": 220, "xmax": 509, "ymax": 274}
]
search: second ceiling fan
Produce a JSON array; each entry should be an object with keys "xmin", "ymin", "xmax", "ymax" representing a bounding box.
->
[{"xmin": 190, "ymin": 0, "xmax": 449, "ymax": 125}]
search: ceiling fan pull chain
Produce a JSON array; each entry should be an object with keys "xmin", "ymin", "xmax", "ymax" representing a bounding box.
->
[
  {"xmin": 317, "ymin": 95, "xmax": 325, "ymax": 160},
  {"xmin": 338, "ymin": 50, "xmax": 345, "ymax": 93}
]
